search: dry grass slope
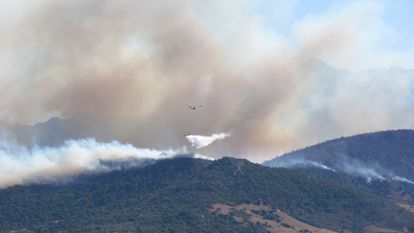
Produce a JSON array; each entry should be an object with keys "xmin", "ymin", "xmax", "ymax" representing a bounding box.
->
[{"xmin": 210, "ymin": 203, "xmax": 336, "ymax": 233}]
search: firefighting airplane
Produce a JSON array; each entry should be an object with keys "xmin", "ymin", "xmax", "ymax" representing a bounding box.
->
[{"xmin": 187, "ymin": 105, "xmax": 203, "ymax": 110}]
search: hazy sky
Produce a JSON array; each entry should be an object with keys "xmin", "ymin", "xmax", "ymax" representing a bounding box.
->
[
  {"xmin": 1, "ymin": 0, "xmax": 413, "ymax": 70},
  {"xmin": 0, "ymin": 0, "xmax": 413, "ymax": 162}
]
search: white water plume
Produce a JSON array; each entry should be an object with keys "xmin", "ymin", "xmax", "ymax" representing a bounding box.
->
[{"xmin": 185, "ymin": 133, "xmax": 230, "ymax": 149}]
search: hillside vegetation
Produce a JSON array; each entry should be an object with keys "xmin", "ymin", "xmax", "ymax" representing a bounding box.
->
[{"xmin": 1, "ymin": 157, "xmax": 413, "ymax": 232}]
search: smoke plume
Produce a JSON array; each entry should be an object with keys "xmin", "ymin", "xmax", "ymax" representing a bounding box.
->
[
  {"xmin": 0, "ymin": 137, "xmax": 208, "ymax": 189},
  {"xmin": 265, "ymin": 154, "xmax": 414, "ymax": 184},
  {"xmin": 266, "ymin": 158, "xmax": 335, "ymax": 172},
  {"xmin": 0, "ymin": 0, "xmax": 413, "ymax": 162}
]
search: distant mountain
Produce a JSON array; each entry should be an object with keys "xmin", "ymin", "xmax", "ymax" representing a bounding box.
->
[
  {"xmin": 264, "ymin": 129, "xmax": 414, "ymax": 182},
  {"xmin": 0, "ymin": 111, "xmax": 197, "ymax": 150},
  {"xmin": 0, "ymin": 112, "xmax": 152, "ymax": 147},
  {"xmin": 1, "ymin": 157, "xmax": 413, "ymax": 233}
]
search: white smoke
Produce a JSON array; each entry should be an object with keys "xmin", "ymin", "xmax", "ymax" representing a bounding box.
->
[
  {"xmin": 0, "ymin": 138, "xmax": 212, "ymax": 189},
  {"xmin": 392, "ymin": 176, "xmax": 414, "ymax": 185},
  {"xmin": 266, "ymin": 158, "xmax": 335, "ymax": 171},
  {"xmin": 265, "ymin": 155, "xmax": 414, "ymax": 185},
  {"xmin": 185, "ymin": 133, "xmax": 230, "ymax": 149},
  {"xmin": 192, "ymin": 153, "xmax": 215, "ymax": 161},
  {"xmin": 339, "ymin": 158, "xmax": 386, "ymax": 182}
]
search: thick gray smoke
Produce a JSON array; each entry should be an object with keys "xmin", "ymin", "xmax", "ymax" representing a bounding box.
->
[
  {"xmin": 0, "ymin": 0, "xmax": 413, "ymax": 162},
  {"xmin": 0, "ymin": 137, "xmax": 210, "ymax": 189}
]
